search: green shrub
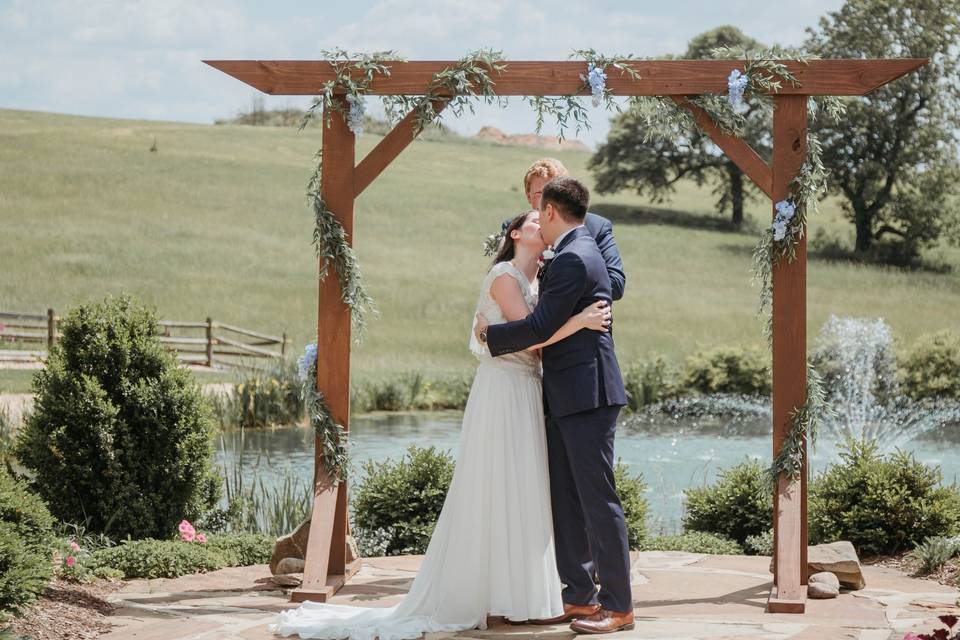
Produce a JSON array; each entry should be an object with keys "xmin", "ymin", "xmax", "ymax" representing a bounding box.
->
[
  {"xmin": 0, "ymin": 472, "xmax": 55, "ymax": 618},
  {"xmin": 204, "ymin": 532, "xmax": 274, "ymax": 566},
  {"xmin": 88, "ymin": 539, "xmax": 229, "ymax": 579},
  {"xmin": 623, "ymin": 356, "xmax": 676, "ymax": 411},
  {"xmin": 0, "ymin": 471, "xmax": 55, "ymax": 554},
  {"xmin": 352, "ymin": 445, "xmax": 455, "ymax": 555},
  {"xmin": 683, "ymin": 459, "xmax": 772, "ymax": 546},
  {"xmin": 809, "ymin": 439, "xmax": 960, "ymax": 556},
  {"xmin": 639, "ymin": 531, "xmax": 743, "ymax": 555},
  {"xmin": 211, "ymin": 361, "xmax": 304, "ymax": 429},
  {"xmin": 899, "ymin": 330, "xmax": 960, "ymax": 400},
  {"xmin": 614, "ymin": 462, "xmax": 648, "ymax": 549},
  {"xmin": 682, "ymin": 346, "xmax": 770, "ymax": 396},
  {"xmin": 744, "ymin": 529, "xmax": 774, "ymax": 556},
  {"xmin": 14, "ymin": 295, "xmax": 221, "ymax": 540},
  {"xmin": 906, "ymin": 536, "xmax": 960, "ymax": 575},
  {"xmin": 0, "ymin": 522, "xmax": 50, "ymax": 619},
  {"xmin": 350, "ymin": 373, "xmax": 473, "ymax": 413},
  {"xmin": 86, "ymin": 532, "xmax": 272, "ymax": 579}
]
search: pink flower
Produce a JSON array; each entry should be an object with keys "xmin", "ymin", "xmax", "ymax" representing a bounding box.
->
[
  {"xmin": 195, "ymin": 533, "xmax": 207, "ymax": 544},
  {"xmin": 69, "ymin": 541, "xmax": 80, "ymax": 551},
  {"xmin": 66, "ymin": 556, "xmax": 76, "ymax": 567},
  {"xmin": 178, "ymin": 519, "xmax": 194, "ymax": 534},
  {"xmin": 181, "ymin": 530, "xmax": 195, "ymax": 542}
]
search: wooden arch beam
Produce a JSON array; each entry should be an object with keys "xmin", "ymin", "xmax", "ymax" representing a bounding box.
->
[
  {"xmin": 670, "ymin": 96, "xmax": 773, "ymax": 198},
  {"xmin": 204, "ymin": 58, "xmax": 926, "ymax": 97}
]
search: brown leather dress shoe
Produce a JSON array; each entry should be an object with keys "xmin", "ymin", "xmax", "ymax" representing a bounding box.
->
[
  {"xmin": 569, "ymin": 608, "xmax": 635, "ymax": 634},
  {"xmin": 528, "ymin": 603, "xmax": 601, "ymax": 625}
]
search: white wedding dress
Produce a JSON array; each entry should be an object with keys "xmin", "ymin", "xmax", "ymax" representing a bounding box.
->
[{"xmin": 270, "ymin": 261, "xmax": 564, "ymax": 639}]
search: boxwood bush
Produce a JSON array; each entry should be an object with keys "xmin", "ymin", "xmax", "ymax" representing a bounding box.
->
[
  {"xmin": 352, "ymin": 445, "xmax": 455, "ymax": 556},
  {"xmin": 87, "ymin": 532, "xmax": 274, "ymax": 579},
  {"xmin": 683, "ymin": 459, "xmax": 772, "ymax": 547},
  {"xmin": 614, "ymin": 462, "xmax": 649, "ymax": 549},
  {"xmin": 809, "ymin": 439, "xmax": 960, "ymax": 556},
  {"xmin": 0, "ymin": 471, "xmax": 55, "ymax": 618},
  {"xmin": 14, "ymin": 295, "xmax": 221, "ymax": 540},
  {"xmin": 899, "ymin": 330, "xmax": 960, "ymax": 400},
  {"xmin": 682, "ymin": 346, "xmax": 771, "ymax": 396}
]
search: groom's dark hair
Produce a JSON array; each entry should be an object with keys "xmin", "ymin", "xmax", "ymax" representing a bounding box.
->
[{"xmin": 541, "ymin": 176, "xmax": 589, "ymax": 222}]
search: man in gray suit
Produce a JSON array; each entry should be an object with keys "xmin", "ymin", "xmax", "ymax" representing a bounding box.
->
[{"xmin": 515, "ymin": 158, "xmax": 624, "ymax": 300}]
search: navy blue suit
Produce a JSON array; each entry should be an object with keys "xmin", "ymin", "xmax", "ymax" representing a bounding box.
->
[
  {"xmin": 486, "ymin": 225, "xmax": 632, "ymax": 613},
  {"xmin": 502, "ymin": 212, "xmax": 625, "ymax": 301}
]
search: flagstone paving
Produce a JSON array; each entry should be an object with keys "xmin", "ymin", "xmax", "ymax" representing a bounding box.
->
[{"xmin": 98, "ymin": 552, "xmax": 960, "ymax": 640}]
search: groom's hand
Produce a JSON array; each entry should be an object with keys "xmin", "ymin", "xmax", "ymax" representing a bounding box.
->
[{"xmin": 474, "ymin": 313, "xmax": 490, "ymax": 343}]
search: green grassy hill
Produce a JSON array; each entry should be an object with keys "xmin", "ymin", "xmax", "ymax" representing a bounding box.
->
[{"xmin": 1, "ymin": 108, "xmax": 958, "ymax": 393}]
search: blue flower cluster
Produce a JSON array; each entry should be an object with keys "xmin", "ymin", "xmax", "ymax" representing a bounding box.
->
[
  {"xmin": 727, "ymin": 69, "xmax": 748, "ymax": 110},
  {"xmin": 297, "ymin": 343, "xmax": 318, "ymax": 381},
  {"xmin": 586, "ymin": 63, "xmax": 607, "ymax": 107},
  {"xmin": 772, "ymin": 199, "xmax": 797, "ymax": 241},
  {"xmin": 346, "ymin": 94, "xmax": 365, "ymax": 136}
]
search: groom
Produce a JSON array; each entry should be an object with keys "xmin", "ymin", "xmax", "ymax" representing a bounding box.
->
[{"xmin": 475, "ymin": 177, "xmax": 633, "ymax": 634}]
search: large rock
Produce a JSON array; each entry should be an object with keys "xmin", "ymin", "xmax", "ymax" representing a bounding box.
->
[
  {"xmin": 269, "ymin": 519, "xmax": 363, "ymax": 575},
  {"xmin": 768, "ymin": 541, "xmax": 866, "ymax": 590},
  {"xmin": 270, "ymin": 518, "xmax": 311, "ymax": 575},
  {"xmin": 276, "ymin": 557, "xmax": 306, "ymax": 575},
  {"xmin": 809, "ymin": 541, "xmax": 865, "ymax": 590},
  {"xmin": 808, "ymin": 571, "xmax": 840, "ymax": 599}
]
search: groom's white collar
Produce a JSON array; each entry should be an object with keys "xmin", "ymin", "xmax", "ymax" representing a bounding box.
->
[{"xmin": 551, "ymin": 224, "xmax": 586, "ymax": 252}]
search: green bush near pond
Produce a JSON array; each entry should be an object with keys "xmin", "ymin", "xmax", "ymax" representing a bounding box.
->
[
  {"xmin": 683, "ymin": 459, "xmax": 772, "ymax": 548},
  {"xmin": 899, "ymin": 330, "xmax": 960, "ymax": 400},
  {"xmin": 209, "ymin": 360, "xmax": 305, "ymax": 429},
  {"xmin": 682, "ymin": 346, "xmax": 771, "ymax": 397},
  {"xmin": 683, "ymin": 440, "xmax": 960, "ymax": 558},
  {"xmin": 809, "ymin": 439, "xmax": 960, "ymax": 556},
  {"xmin": 14, "ymin": 295, "xmax": 221, "ymax": 540}
]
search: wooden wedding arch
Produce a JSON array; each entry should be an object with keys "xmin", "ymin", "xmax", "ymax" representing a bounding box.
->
[{"xmin": 206, "ymin": 57, "xmax": 926, "ymax": 614}]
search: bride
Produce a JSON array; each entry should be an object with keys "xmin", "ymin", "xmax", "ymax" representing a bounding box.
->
[{"xmin": 270, "ymin": 209, "xmax": 612, "ymax": 639}]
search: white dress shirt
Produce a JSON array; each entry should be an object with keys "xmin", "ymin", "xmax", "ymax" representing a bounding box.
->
[{"xmin": 551, "ymin": 224, "xmax": 586, "ymax": 251}]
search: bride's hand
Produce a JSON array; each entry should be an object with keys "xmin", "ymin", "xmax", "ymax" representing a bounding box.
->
[{"xmin": 576, "ymin": 300, "xmax": 611, "ymax": 332}]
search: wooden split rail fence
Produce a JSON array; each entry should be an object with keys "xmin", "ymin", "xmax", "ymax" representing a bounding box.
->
[{"xmin": 0, "ymin": 309, "xmax": 288, "ymax": 369}]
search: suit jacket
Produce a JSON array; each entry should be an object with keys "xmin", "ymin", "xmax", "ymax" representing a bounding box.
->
[
  {"xmin": 486, "ymin": 226, "xmax": 628, "ymax": 418},
  {"xmin": 502, "ymin": 211, "xmax": 625, "ymax": 301}
]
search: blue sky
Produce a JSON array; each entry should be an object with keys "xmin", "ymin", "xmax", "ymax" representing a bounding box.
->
[{"xmin": 0, "ymin": 0, "xmax": 845, "ymax": 146}]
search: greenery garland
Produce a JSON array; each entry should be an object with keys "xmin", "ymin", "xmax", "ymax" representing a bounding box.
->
[
  {"xmin": 382, "ymin": 49, "xmax": 508, "ymax": 137},
  {"xmin": 526, "ymin": 49, "xmax": 643, "ymax": 141},
  {"xmin": 302, "ymin": 355, "xmax": 348, "ymax": 483}
]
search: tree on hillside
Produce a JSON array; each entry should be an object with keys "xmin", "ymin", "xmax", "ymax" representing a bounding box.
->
[
  {"xmin": 806, "ymin": 0, "xmax": 960, "ymax": 265},
  {"xmin": 588, "ymin": 26, "xmax": 769, "ymax": 229}
]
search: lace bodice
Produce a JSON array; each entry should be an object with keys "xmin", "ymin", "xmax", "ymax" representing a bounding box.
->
[{"xmin": 469, "ymin": 262, "xmax": 541, "ymax": 375}]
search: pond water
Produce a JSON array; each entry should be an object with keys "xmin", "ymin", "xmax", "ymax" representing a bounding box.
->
[{"xmin": 214, "ymin": 408, "xmax": 960, "ymax": 535}]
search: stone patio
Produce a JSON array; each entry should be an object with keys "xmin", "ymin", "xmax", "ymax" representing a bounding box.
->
[{"xmin": 99, "ymin": 552, "xmax": 960, "ymax": 640}]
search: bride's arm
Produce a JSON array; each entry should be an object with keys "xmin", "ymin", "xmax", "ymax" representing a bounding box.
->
[
  {"xmin": 489, "ymin": 274, "xmax": 534, "ymax": 322},
  {"xmin": 524, "ymin": 300, "xmax": 610, "ymax": 351}
]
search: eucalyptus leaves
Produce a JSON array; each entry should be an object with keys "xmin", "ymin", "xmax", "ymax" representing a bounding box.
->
[{"xmin": 299, "ymin": 344, "xmax": 348, "ymax": 483}]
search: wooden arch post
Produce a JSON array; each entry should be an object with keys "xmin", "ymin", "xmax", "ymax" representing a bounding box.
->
[{"xmin": 205, "ymin": 56, "xmax": 927, "ymax": 612}]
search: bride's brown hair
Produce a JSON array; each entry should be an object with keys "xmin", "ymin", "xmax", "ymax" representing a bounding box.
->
[{"xmin": 492, "ymin": 211, "xmax": 535, "ymax": 266}]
